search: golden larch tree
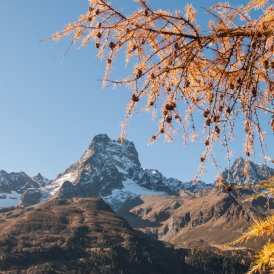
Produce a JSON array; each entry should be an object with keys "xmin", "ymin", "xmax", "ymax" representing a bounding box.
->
[
  {"xmin": 50, "ymin": 1, "xmax": 273, "ymax": 272},
  {"xmin": 51, "ymin": 0, "xmax": 273, "ymax": 170}
]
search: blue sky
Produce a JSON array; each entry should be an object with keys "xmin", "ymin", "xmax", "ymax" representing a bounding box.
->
[{"xmin": 0, "ymin": 0, "xmax": 273, "ymax": 183}]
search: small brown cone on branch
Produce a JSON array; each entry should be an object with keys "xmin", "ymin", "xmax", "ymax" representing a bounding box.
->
[
  {"xmin": 136, "ymin": 69, "xmax": 142, "ymax": 79},
  {"xmin": 203, "ymin": 109, "xmax": 210, "ymax": 117},
  {"xmin": 166, "ymin": 115, "xmax": 172, "ymax": 123},
  {"xmin": 132, "ymin": 94, "xmax": 139, "ymax": 102},
  {"xmin": 109, "ymin": 42, "xmax": 116, "ymax": 50},
  {"xmin": 206, "ymin": 118, "xmax": 211, "ymax": 126}
]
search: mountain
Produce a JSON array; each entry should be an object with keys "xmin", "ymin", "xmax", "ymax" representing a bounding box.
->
[
  {"xmin": 0, "ymin": 197, "xmax": 201, "ymax": 274},
  {"xmin": 1, "ymin": 134, "xmax": 273, "ymax": 215},
  {"xmin": 32, "ymin": 173, "xmax": 50, "ymax": 186},
  {"xmin": 0, "ymin": 170, "xmax": 40, "ymax": 193},
  {"xmin": 45, "ymin": 134, "xmax": 211, "ymax": 210},
  {"xmin": 221, "ymin": 157, "xmax": 274, "ymax": 186},
  {"xmin": 0, "ymin": 171, "xmax": 49, "ymax": 208},
  {"xmin": 118, "ymin": 187, "xmax": 273, "ymax": 249},
  {"xmin": 2, "ymin": 134, "xmax": 273, "ymax": 212}
]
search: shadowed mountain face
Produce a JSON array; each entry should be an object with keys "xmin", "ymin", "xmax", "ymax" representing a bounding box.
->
[{"xmin": 0, "ymin": 198, "xmax": 201, "ymax": 274}]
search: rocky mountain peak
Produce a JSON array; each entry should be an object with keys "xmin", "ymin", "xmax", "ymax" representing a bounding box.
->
[
  {"xmin": 33, "ymin": 173, "xmax": 43, "ymax": 180},
  {"xmin": 232, "ymin": 157, "xmax": 245, "ymax": 167},
  {"xmin": 32, "ymin": 173, "xmax": 49, "ymax": 186},
  {"xmin": 90, "ymin": 133, "xmax": 111, "ymax": 147},
  {"xmin": 2, "ymin": 135, "xmax": 273, "ymax": 213},
  {"xmin": 88, "ymin": 134, "xmax": 141, "ymax": 167},
  {"xmin": 221, "ymin": 157, "xmax": 274, "ymax": 186},
  {"xmin": 44, "ymin": 134, "xmax": 144, "ymax": 203},
  {"xmin": 45, "ymin": 134, "xmax": 212, "ymax": 210},
  {"xmin": 46, "ymin": 137, "xmax": 272, "ymax": 211}
]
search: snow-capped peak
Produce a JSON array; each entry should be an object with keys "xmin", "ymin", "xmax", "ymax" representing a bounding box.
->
[
  {"xmin": 221, "ymin": 157, "xmax": 274, "ymax": 186},
  {"xmin": 41, "ymin": 134, "xmax": 213, "ymax": 211},
  {"xmin": 32, "ymin": 173, "xmax": 50, "ymax": 186}
]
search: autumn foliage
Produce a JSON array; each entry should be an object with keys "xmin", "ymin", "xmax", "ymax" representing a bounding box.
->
[{"xmin": 51, "ymin": 0, "xmax": 273, "ymax": 167}]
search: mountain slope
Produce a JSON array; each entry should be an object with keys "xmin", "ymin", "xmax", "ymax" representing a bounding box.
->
[
  {"xmin": 0, "ymin": 197, "xmax": 200, "ymax": 274},
  {"xmin": 118, "ymin": 187, "xmax": 273, "ymax": 249}
]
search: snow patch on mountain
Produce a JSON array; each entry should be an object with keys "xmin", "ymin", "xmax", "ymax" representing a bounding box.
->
[
  {"xmin": 45, "ymin": 172, "xmax": 78, "ymax": 196},
  {"xmin": 103, "ymin": 179, "xmax": 166, "ymax": 210}
]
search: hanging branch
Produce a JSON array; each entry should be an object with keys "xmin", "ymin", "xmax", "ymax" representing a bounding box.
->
[{"xmin": 50, "ymin": 0, "xmax": 274, "ymax": 172}]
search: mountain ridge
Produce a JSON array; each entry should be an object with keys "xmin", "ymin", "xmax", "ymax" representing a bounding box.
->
[
  {"xmin": 221, "ymin": 157, "xmax": 274, "ymax": 185},
  {"xmin": 0, "ymin": 171, "xmax": 49, "ymax": 208},
  {"xmin": 0, "ymin": 134, "xmax": 272, "ymax": 273},
  {"xmin": 0, "ymin": 134, "xmax": 273, "ymax": 210}
]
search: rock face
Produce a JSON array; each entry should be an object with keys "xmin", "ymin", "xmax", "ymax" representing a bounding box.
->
[
  {"xmin": 221, "ymin": 157, "xmax": 274, "ymax": 186},
  {"xmin": 45, "ymin": 134, "xmax": 211, "ymax": 210},
  {"xmin": 0, "ymin": 198, "xmax": 199, "ymax": 274},
  {"xmin": 20, "ymin": 188, "xmax": 43, "ymax": 206}
]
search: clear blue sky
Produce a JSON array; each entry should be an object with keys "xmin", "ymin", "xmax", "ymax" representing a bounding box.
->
[{"xmin": 0, "ymin": 0, "xmax": 273, "ymax": 183}]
